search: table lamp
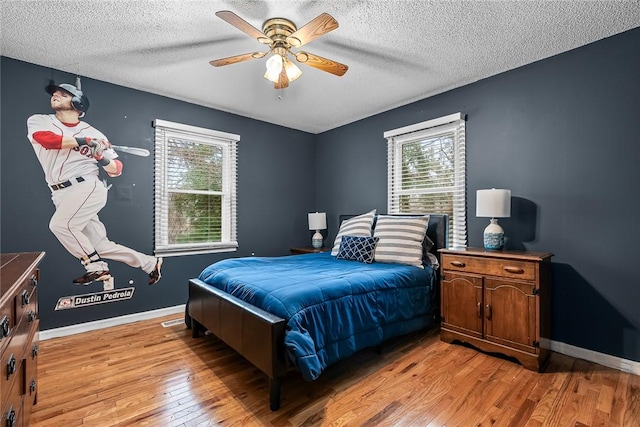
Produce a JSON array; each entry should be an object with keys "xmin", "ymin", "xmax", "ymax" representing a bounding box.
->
[
  {"xmin": 476, "ymin": 189, "xmax": 511, "ymax": 250},
  {"xmin": 308, "ymin": 212, "xmax": 327, "ymax": 249}
]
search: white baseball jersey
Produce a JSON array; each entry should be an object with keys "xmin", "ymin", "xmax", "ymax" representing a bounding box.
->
[{"xmin": 27, "ymin": 114, "xmax": 117, "ymax": 186}]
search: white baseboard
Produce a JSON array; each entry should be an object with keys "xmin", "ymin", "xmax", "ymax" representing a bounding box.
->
[
  {"xmin": 40, "ymin": 309, "xmax": 640, "ymax": 376},
  {"xmin": 40, "ymin": 304, "xmax": 185, "ymax": 341},
  {"xmin": 550, "ymin": 339, "xmax": 640, "ymax": 376}
]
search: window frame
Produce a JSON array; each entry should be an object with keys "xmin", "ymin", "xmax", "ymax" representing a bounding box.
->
[
  {"xmin": 384, "ymin": 112, "xmax": 467, "ymax": 248},
  {"xmin": 153, "ymin": 119, "xmax": 239, "ymax": 257}
]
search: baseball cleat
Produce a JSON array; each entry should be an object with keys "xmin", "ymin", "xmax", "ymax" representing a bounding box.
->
[
  {"xmin": 149, "ymin": 257, "xmax": 163, "ymax": 285},
  {"xmin": 73, "ymin": 270, "xmax": 111, "ymax": 285}
]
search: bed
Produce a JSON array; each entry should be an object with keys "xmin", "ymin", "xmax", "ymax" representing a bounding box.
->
[{"xmin": 187, "ymin": 212, "xmax": 448, "ymax": 410}]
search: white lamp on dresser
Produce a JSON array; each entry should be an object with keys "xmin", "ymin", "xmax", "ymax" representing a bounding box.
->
[
  {"xmin": 476, "ymin": 189, "xmax": 511, "ymax": 250},
  {"xmin": 308, "ymin": 212, "xmax": 327, "ymax": 249}
]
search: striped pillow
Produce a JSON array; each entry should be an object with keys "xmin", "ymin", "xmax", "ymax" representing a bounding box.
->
[
  {"xmin": 331, "ymin": 209, "xmax": 376, "ymax": 256},
  {"xmin": 373, "ymin": 215, "xmax": 430, "ymax": 268}
]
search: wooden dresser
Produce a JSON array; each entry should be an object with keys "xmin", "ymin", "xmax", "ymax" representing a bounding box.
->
[
  {"xmin": 1, "ymin": 252, "xmax": 44, "ymax": 427},
  {"xmin": 439, "ymin": 248, "xmax": 552, "ymax": 371}
]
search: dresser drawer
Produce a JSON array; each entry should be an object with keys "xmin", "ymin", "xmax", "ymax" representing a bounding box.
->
[
  {"xmin": 1, "ymin": 381, "xmax": 21, "ymax": 427},
  {"xmin": 1, "ymin": 325, "xmax": 27, "ymax": 388},
  {"xmin": 0, "ymin": 335, "xmax": 24, "ymax": 413},
  {"xmin": 15, "ymin": 272, "xmax": 38, "ymax": 328},
  {"xmin": 23, "ymin": 321, "xmax": 39, "ymax": 423},
  {"xmin": 0, "ymin": 252, "xmax": 44, "ymax": 427},
  {"xmin": 441, "ymin": 254, "xmax": 536, "ymax": 281}
]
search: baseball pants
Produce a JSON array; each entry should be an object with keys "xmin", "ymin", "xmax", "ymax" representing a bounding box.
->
[{"xmin": 49, "ymin": 176, "xmax": 156, "ymax": 274}]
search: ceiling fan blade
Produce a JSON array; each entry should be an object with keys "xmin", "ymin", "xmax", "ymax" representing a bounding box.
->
[
  {"xmin": 274, "ymin": 67, "xmax": 290, "ymax": 89},
  {"xmin": 216, "ymin": 10, "xmax": 271, "ymax": 44},
  {"xmin": 294, "ymin": 51, "xmax": 348, "ymax": 76},
  {"xmin": 286, "ymin": 13, "xmax": 339, "ymax": 48},
  {"xmin": 209, "ymin": 51, "xmax": 266, "ymax": 67}
]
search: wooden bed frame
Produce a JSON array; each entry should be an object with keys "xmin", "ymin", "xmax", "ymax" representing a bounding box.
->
[{"xmin": 187, "ymin": 213, "xmax": 449, "ymax": 410}]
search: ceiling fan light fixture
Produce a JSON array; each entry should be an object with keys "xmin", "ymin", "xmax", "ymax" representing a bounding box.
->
[
  {"xmin": 212, "ymin": 11, "xmax": 347, "ymax": 89},
  {"xmin": 264, "ymin": 54, "xmax": 302, "ymax": 84},
  {"xmin": 264, "ymin": 54, "xmax": 284, "ymax": 83},
  {"xmin": 283, "ymin": 57, "xmax": 302, "ymax": 82}
]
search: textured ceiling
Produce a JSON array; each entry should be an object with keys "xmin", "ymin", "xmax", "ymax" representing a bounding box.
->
[{"xmin": 2, "ymin": 1, "xmax": 639, "ymax": 134}]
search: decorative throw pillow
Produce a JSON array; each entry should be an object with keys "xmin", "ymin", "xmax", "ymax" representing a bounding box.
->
[
  {"xmin": 373, "ymin": 215, "xmax": 430, "ymax": 268},
  {"xmin": 331, "ymin": 209, "xmax": 376, "ymax": 256},
  {"xmin": 336, "ymin": 236, "xmax": 379, "ymax": 263}
]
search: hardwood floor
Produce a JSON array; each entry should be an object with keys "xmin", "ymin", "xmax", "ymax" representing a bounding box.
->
[{"xmin": 31, "ymin": 314, "xmax": 639, "ymax": 426}]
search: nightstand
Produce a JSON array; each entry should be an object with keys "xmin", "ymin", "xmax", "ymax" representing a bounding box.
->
[
  {"xmin": 290, "ymin": 247, "xmax": 331, "ymax": 255},
  {"xmin": 439, "ymin": 247, "xmax": 553, "ymax": 371}
]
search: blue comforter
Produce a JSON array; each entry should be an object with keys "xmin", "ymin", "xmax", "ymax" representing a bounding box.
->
[{"xmin": 198, "ymin": 252, "xmax": 437, "ymax": 381}]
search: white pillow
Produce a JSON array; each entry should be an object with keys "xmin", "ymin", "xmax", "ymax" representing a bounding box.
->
[
  {"xmin": 330, "ymin": 209, "xmax": 376, "ymax": 256},
  {"xmin": 373, "ymin": 215, "xmax": 430, "ymax": 268}
]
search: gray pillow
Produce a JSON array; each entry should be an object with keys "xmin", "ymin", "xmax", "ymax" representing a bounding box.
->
[
  {"xmin": 330, "ymin": 209, "xmax": 376, "ymax": 256},
  {"xmin": 373, "ymin": 215, "xmax": 430, "ymax": 268}
]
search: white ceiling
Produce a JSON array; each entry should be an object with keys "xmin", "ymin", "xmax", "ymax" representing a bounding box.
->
[{"xmin": 2, "ymin": 1, "xmax": 639, "ymax": 134}]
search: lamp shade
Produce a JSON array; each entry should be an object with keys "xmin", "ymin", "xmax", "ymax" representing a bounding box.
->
[
  {"xmin": 308, "ymin": 212, "xmax": 327, "ymax": 249},
  {"xmin": 264, "ymin": 54, "xmax": 283, "ymax": 82},
  {"xmin": 308, "ymin": 212, "xmax": 327, "ymax": 231},
  {"xmin": 283, "ymin": 57, "xmax": 302, "ymax": 82},
  {"xmin": 476, "ymin": 189, "xmax": 511, "ymax": 218}
]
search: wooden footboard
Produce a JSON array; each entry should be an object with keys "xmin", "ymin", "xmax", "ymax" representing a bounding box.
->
[{"xmin": 188, "ymin": 278, "xmax": 288, "ymax": 410}]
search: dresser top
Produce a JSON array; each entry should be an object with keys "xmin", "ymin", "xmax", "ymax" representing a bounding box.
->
[
  {"xmin": 1, "ymin": 252, "xmax": 46, "ymax": 299},
  {"xmin": 439, "ymin": 247, "xmax": 553, "ymax": 262}
]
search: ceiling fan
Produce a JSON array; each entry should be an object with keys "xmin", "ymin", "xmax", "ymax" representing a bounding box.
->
[{"xmin": 210, "ymin": 10, "xmax": 348, "ymax": 89}]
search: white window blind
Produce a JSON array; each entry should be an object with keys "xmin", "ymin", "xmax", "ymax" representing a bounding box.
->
[
  {"xmin": 153, "ymin": 119, "xmax": 238, "ymax": 256},
  {"xmin": 384, "ymin": 113, "xmax": 467, "ymax": 248}
]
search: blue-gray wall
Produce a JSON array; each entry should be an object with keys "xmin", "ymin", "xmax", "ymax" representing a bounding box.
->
[
  {"xmin": 0, "ymin": 57, "xmax": 316, "ymax": 330},
  {"xmin": 1, "ymin": 27, "xmax": 639, "ymax": 363},
  {"xmin": 316, "ymin": 28, "xmax": 640, "ymax": 363}
]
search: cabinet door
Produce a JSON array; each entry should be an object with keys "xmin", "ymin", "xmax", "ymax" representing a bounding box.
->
[
  {"xmin": 484, "ymin": 278, "xmax": 537, "ymax": 353},
  {"xmin": 441, "ymin": 272, "xmax": 484, "ymax": 339}
]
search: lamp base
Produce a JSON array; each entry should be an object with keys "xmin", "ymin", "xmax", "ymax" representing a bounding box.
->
[
  {"xmin": 311, "ymin": 231, "xmax": 323, "ymax": 249},
  {"xmin": 483, "ymin": 218, "xmax": 504, "ymax": 250}
]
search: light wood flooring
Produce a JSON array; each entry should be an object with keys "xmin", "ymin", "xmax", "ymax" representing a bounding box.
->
[{"xmin": 31, "ymin": 314, "xmax": 640, "ymax": 426}]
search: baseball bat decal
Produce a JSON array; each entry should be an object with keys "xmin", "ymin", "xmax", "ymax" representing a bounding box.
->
[{"xmin": 111, "ymin": 145, "xmax": 150, "ymax": 157}]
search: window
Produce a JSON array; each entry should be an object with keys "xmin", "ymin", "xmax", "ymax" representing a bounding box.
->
[
  {"xmin": 384, "ymin": 113, "xmax": 466, "ymax": 248},
  {"xmin": 153, "ymin": 119, "xmax": 238, "ymax": 256}
]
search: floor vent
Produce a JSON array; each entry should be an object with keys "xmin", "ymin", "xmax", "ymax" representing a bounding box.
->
[{"xmin": 161, "ymin": 318, "xmax": 184, "ymax": 328}]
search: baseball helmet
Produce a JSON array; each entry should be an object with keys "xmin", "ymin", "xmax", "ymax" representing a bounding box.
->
[{"xmin": 45, "ymin": 82, "xmax": 90, "ymax": 114}]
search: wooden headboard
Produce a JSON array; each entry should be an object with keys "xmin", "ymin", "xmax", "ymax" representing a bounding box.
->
[{"xmin": 337, "ymin": 213, "xmax": 449, "ymax": 256}]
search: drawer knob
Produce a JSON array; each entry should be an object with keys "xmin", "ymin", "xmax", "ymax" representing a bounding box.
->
[
  {"xmin": 28, "ymin": 310, "xmax": 36, "ymax": 323},
  {"xmin": 6, "ymin": 353, "xmax": 16, "ymax": 379},
  {"xmin": 30, "ymin": 275, "xmax": 38, "ymax": 287},
  {"xmin": 0, "ymin": 316, "xmax": 9, "ymax": 338},
  {"xmin": 504, "ymin": 266, "xmax": 525, "ymax": 274},
  {"xmin": 30, "ymin": 378, "xmax": 37, "ymax": 394},
  {"xmin": 32, "ymin": 343, "xmax": 39, "ymax": 358},
  {"xmin": 450, "ymin": 261, "xmax": 466, "ymax": 267},
  {"xmin": 6, "ymin": 405, "xmax": 16, "ymax": 427},
  {"xmin": 22, "ymin": 289, "xmax": 30, "ymax": 306}
]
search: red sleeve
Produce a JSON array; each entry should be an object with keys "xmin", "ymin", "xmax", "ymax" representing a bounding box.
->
[
  {"xmin": 107, "ymin": 159, "xmax": 123, "ymax": 177},
  {"xmin": 32, "ymin": 131, "xmax": 63, "ymax": 149}
]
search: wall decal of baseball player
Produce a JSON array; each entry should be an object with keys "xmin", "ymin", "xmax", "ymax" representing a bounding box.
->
[{"xmin": 26, "ymin": 79, "xmax": 163, "ymax": 285}]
